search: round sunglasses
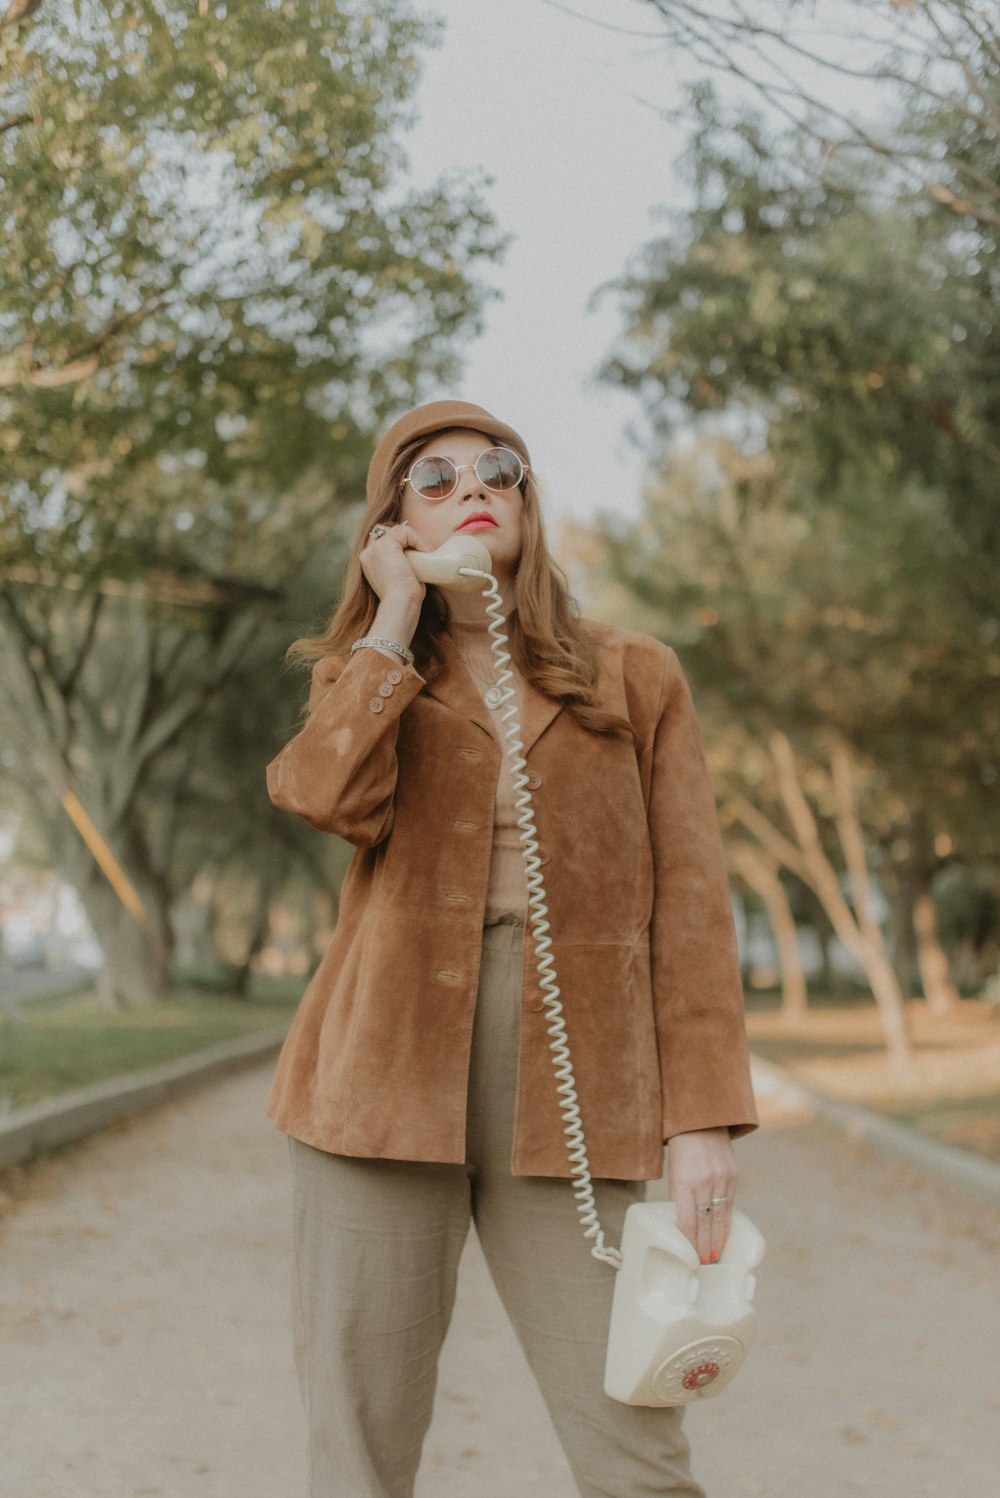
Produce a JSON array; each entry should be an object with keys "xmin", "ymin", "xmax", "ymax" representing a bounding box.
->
[{"xmin": 403, "ymin": 446, "xmax": 528, "ymax": 500}]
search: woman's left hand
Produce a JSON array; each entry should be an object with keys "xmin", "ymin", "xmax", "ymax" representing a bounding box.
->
[{"xmin": 666, "ymin": 1127, "xmax": 736, "ymax": 1265}]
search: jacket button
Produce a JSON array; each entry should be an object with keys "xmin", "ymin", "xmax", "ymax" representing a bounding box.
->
[
  {"xmin": 378, "ymin": 680, "xmax": 394, "ymax": 697},
  {"xmin": 386, "ymin": 668, "xmax": 403, "ymax": 685},
  {"xmin": 527, "ymin": 993, "xmax": 545, "ymax": 1012},
  {"xmin": 526, "ymin": 772, "xmax": 542, "ymax": 790},
  {"xmin": 536, "ymin": 845, "xmax": 550, "ymax": 865},
  {"xmin": 368, "ymin": 697, "xmax": 385, "ymax": 713}
]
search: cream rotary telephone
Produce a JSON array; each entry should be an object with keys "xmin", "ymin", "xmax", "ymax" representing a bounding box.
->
[{"xmin": 405, "ymin": 534, "xmax": 766, "ymax": 1406}]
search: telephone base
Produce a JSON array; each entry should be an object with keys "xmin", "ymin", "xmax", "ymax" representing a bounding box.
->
[{"xmin": 603, "ymin": 1202, "xmax": 764, "ymax": 1407}]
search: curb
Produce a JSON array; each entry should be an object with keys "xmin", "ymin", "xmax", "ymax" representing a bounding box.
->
[
  {"xmin": 4, "ymin": 1035, "xmax": 997, "ymax": 1206},
  {"xmin": 0, "ymin": 1030, "xmax": 286, "ymax": 1170},
  {"xmin": 750, "ymin": 1053, "xmax": 1000, "ymax": 1209}
]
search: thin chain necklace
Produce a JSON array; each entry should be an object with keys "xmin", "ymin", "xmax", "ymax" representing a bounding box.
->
[{"xmin": 449, "ymin": 626, "xmax": 514, "ymax": 711}]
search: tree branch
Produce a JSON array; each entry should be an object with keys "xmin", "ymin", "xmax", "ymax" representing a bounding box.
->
[
  {"xmin": 61, "ymin": 590, "xmax": 104, "ymax": 703},
  {"xmin": 0, "ymin": 587, "xmax": 67, "ymax": 746},
  {"xmin": 1, "ymin": 0, "xmax": 44, "ymax": 30},
  {"xmin": 114, "ymin": 612, "xmax": 263, "ymax": 817},
  {"xmin": 0, "ymin": 296, "xmax": 174, "ymax": 390},
  {"xmin": 727, "ymin": 792, "xmax": 810, "ymax": 881},
  {"xmin": 829, "ymin": 736, "xmax": 881, "ymax": 947},
  {"xmin": 0, "ymin": 111, "xmax": 33, "ymax": 135},
  {"xmin": 65, "ymin": 296, "xmax": 171, "ymax": 364},
  {"xmin": 639, "ymin": 0, "xmax": 1000, "ymax": 225}
]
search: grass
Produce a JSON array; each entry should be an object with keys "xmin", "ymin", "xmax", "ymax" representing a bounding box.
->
[
  {"xmin": 6, "ymin": 977, "xmax": 999, "ymax": 1170},
  {"xmin": 746, "ymin": 994, "xmax": 1000, "ymax": 1163},
  {"xmin": 0, "ymin": 983, "xmax": 299, "ymax": 1112}
]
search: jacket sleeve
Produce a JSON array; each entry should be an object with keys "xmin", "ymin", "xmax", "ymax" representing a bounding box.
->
[
  {"xmin": 644, "ymin": 646, "xmax": 758, "ymax": 1141},
  {"xmin": 266, "ymin": 649, "xmax": 426, "ymax": 847}
]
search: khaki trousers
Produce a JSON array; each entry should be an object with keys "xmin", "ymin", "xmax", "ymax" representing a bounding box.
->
[{"xmin": 288, "ymin": 915, "xmax": 704, "ymax": 1498}]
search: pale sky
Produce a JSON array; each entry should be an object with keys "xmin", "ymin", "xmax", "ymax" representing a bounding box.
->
[
  {"xmin": 403, "ymin": 0, "xmax": 692, "ymax": 540},
  {"xmin": 401, "ymin": 0, "xmax": 894, "ymax": 549}
]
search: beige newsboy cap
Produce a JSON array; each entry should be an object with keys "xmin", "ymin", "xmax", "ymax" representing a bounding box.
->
[{"xmin": 365, "ymin": 400, "xmax": 532, "ymax": 504}]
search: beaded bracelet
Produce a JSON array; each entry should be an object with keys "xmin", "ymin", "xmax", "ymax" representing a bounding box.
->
[{"xmin": 350, "ymin": 636, "xmax": 415, "ymax": 666}]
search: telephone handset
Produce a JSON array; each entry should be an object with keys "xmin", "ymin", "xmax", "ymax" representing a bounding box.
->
[
  {"xmin": 400, "ymin": 528, "xmax": 764, "ymax": 1407},
  {"xmin": 405, "ymin": 533, "xmax": 494, "ymax": 592}
]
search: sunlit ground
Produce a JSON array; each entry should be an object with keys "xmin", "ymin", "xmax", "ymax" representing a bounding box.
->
[{"xmin": 747, "ymin": 998, "xmax": 1000, "ymax": 1160}]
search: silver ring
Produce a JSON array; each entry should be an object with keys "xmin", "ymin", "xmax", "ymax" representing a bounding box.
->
[
  {"xmin": 368, "ymin": 523, "xmax": 389, "ymax": 540},
  {"xmin": 711, "ymin": 1197, "xmax": 728, "ymax": 1206}
]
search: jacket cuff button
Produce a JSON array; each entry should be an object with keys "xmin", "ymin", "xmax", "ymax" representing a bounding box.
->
[
  {"xmin": 368, "ymin": 697, "xmax": 385, "ymax": 713},
  {"xmin": 386, "ymin": 668, "xmax": 403, "ymax": 685},
  {"xmin": 527, "ymin": 993, "xmax": 545, "ymax": 1012},
  {"xmin": 378, "ymin": 681, "xmax": 394, "ymax": 697}
]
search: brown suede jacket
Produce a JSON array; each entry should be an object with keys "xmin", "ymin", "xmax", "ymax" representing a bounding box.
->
[{"xmin": 264, "ymin": 620, "xmax": 758, "ymax": 1179}]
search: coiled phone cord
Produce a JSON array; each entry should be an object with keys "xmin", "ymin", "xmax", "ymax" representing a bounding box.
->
[{"xmin": 460, "ymin": 565, "xmax": 623, "ymax": 1271}]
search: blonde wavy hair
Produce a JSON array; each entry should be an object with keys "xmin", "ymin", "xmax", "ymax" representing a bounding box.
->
[{"xmin": 287, "ymin": 430, "xmax": 635, "ymax": 739}]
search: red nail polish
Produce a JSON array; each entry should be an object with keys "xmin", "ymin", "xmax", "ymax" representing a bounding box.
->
[
  {"xmin": 709, "ymin": 1250, "xmax": 719, "ymax": 1263},
  {"xmin": 700, "ymin": 1257, "xmax": 709, "ymax": 1265}
]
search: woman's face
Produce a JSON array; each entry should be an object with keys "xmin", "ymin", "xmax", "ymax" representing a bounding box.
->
[{"xmin": 399, "ymin": 427, "xmax": 524, "ymax": 586}]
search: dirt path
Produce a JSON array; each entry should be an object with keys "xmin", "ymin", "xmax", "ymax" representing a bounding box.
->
[{"xmin": 1, "ymin": 1063, "xmax": 998, "ymax": 1498}]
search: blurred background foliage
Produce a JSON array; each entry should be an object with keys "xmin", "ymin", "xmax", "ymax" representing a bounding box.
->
[
  {"xmin": 1, "ymin": 0, "xmax": 503, "ymax": 1005},
  {"xmin": 583, "ymin": 2, "xmax": 1000, "ymax": 1062}
]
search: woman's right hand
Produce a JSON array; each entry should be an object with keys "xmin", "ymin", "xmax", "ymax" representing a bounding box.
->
[{"xmin": 359, "ymin": 522, "xmax": 431, "ymax": 605}]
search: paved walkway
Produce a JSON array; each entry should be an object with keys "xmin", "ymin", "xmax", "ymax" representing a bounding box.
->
[{"xmin": 1, "ymin": 1063, "xmax": 998, "ymax": 1498}]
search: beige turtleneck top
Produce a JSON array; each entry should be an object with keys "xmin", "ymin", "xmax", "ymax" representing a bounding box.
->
[{"xmin": 446, "ymin": 614, "xmax": 529, "ymax": 920}]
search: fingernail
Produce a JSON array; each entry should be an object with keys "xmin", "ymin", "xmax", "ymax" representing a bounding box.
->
[
  {"xmin": 700, "ymin": 1257, "xmax": 709, "ymax": 1265},
  {"xmin": 709, "ymin": 1251, "xmax": 719, "ymax": 1263}
]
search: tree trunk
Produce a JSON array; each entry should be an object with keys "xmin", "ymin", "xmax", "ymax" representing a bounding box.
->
[
  {"xmin": 231, "ymin": 831, "xmax": 285, "ymax": 997},
  {"xmin": 734, "ymin": 734, "xmax": 914, "ymax": 1073},
  {"xmin": 82, "ymin": 878, "xmax": 170, "ymax": 1008},
  {"xmin": 170, "ymin": 886, "xmax": 220, "ymax": 970},
  {"xmin": 68, "ymin": 827, "xmax": 172, "ymax": 1009},
  {"xmin": 231, "ymin": 886, "xmax": 272, "ymax": 999},
  {"xmin": 24, "ymin": 757, "xmax": 173, "ymax": 1009},
  {"xmin": 886, "ymin": 859, "xmax": 917, "ymax": 996},
  {"xmin": 800, "ymin": 892, "xmax": 837, "ymax": 995},
  {"xmin": 912, "ymin": 867, "xmax": 960, "ymax": 1015},
  {"xmin": 854, "ymin": 938, "xmax": 912, "ymax": 1065},
  {"xmin": 823, "ymin": 740, "xmax": 913, "ymax": 1072},
  {"xmin": 729, "ymin": 841, "xmax": 808, "ymax": 1021}
]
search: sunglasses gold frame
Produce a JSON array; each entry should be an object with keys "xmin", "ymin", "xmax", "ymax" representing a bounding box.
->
[{"xmin": 402, "ymin": 446, "xmax": 529, "ymax": 499}]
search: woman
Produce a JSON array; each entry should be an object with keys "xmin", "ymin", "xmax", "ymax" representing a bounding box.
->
[{"xmin": 265, "ymin": 399, "xmax": 758, "ymax": 1498}]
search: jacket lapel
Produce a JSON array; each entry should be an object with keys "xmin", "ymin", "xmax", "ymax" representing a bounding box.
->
[
  {"xmin": 422, "ymin": 631, "xmax": 492, "ymax": 738},
  {"xmin": 423, "ymin": 630, "xmax": 563, "ymax": 754}
]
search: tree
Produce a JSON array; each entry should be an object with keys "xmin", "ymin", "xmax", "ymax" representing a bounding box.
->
[
  {"xmin": 636, "ymin": 1, "xmax": 1000, "ymax": 232},
  {"xmin": 0, "ymin": 0, "xmax": 504, "ymax": 1003},
  {"xmin": 730, "ymin": 730, "xmax": 914, "ymax": 1071},
  {"xmin": 727, "ymin": 839, "xmax": 807, "ymax": 1021},
  {"xmin": 164, "ymin": 648, "xmax": 355, "ymax": 997},
  {"xmin": 593, "ymin": 90, "xmax": 1000, "ymax": 1044}
]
